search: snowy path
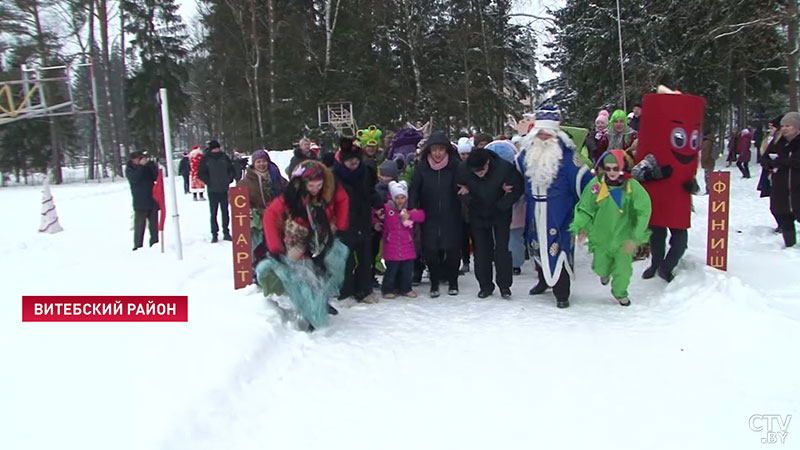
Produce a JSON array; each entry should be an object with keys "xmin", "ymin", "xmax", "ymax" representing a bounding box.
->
[{"xmin": 2, "ymin": 163, "xmax": 799, "ymax": 450}]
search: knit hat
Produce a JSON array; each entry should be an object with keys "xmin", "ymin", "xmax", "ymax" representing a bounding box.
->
[
  {"xmin": 252, "ymin": 149, "xmax": 269, "ymax": 162},
  {"xmin": 207, "ymin": 140, "xmax": 221, "ymax": 151},
  {"xmin": 357, "ymin": 125, "xmax": 382, "ymax": 147},
  {"xmin": 379, "ymin": 160, "xmax": 399, "ymax": 179},
  {"xmin": 532, "ymin": 106, "xmax": 561, "ymax": 133},
  {"xmin": 292, "ymin": 160, "xmax": 325, "ymax": 182},
  {"xmin": 130, "ymin": 150, "xmax": 148, "ymax": 160},
  {"xmin": 338, "ymin": 137, "xmax": 362, "ymax": 162},
  {"xmin": 457, "ymin": 136, "xmax": 473, "ymax": 154},
  {"xmin": 781, "ymin": 111, "xmax": 800, "ymax": 129},
  {"xmin": 388, "ymin": 180, "xmax": 408, "ymax": 201},
  {"xmin": 769, "ymin": 115, "xmax": 784, "ymax": 128},
  {"xmin": 467, "ymin": 148, "xmax": 491, "ymax": 170},
  {"xmin": 596, "ymin": 110, "xmax": 610, "ymax": 125}
]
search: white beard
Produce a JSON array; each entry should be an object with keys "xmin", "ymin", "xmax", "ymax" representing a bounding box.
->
[{"xmin": 524, "ymin": 136, "xmax": 563, "ymax": 191}]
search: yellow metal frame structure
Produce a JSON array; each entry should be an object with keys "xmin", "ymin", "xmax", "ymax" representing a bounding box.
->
[{"xmin": 0, "ymin": 63, "xmax": 94, "ymax": 126}]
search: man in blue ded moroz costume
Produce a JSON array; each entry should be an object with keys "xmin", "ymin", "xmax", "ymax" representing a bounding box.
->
[{"xmin": 516, "ymin": 106, "xmax": 593, "ymax": 308}]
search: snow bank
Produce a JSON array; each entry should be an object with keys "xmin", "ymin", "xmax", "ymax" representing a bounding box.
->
[{"xmin": 1, "ymin": 162, "xmax": 798, "ymax": 450}]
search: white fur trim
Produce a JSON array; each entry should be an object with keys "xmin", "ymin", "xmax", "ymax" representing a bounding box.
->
[
  {"xmin": 557, "ymin": 130, "xmax": 576, "ymax": 150},
  {"xmin": 532, "ymin": 120, "xmax": 560, "ymax": 133},
  {"xmin": 575, "ymin": 165, "xmax": 589, "ymax": 197}
]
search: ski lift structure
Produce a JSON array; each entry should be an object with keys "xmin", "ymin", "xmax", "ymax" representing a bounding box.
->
[
  {"xmin": 318, "ymin": 101, "xmax": 358, "ymax": 137},
  {"xmin": 0, "ymin": 62, "xmax": 96, "ymax": 126}
]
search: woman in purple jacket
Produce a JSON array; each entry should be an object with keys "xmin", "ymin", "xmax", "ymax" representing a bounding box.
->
[{"xmin": 375, "ymin": 180, "xmax": 426, "ymax": 298}]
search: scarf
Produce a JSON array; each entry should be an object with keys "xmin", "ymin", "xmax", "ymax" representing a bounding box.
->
[
  {"xmin": 333, "ymin": 160, "xmax": 366, "ymax": 184},
  {"xmin": 427, "ymin": 153, "xmax": 450, "ymax": 171},
  {"xmin": 607, "ymin": 129, "xmax": 631, "ymax": 149}
]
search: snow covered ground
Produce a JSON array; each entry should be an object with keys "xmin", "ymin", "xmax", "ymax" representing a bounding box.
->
[{"xmin": 1, "ymin": 151, "xmax": 798, "ymax": 450}]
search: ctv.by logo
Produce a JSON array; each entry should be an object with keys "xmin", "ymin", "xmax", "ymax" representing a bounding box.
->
[{"xmin": 749, "ymin": 414, "xmax": 791, "ymax": 444}]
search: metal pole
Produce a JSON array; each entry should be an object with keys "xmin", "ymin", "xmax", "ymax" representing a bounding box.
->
[
  {"xmin": 158, "ymin": 88, "xmax": 183, "ymax": 260},
  {"xmin": 616, "ymin": 0, "xmax": 627, "ymax": 113}
]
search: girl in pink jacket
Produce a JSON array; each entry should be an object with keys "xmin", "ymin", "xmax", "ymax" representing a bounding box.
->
[{"xmin": 376, "ymin": 181, "xmax": 425, "ymax": 298}]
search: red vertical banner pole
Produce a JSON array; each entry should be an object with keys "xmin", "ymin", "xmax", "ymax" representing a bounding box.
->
[
  {"xmin": 706, "ymin": 171, "xmax": 730, "ymax": 271},
  {"xmin": 229, "ymin": 186, "xmax": 253, "ymax": 289}
]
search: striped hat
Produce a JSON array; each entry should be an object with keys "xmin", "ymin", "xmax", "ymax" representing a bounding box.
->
[{"xmin": 533, "ymin": 106, "xmax": 561, "ymax": 132}]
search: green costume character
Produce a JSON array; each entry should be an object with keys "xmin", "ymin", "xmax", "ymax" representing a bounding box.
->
[{"xmin": 570, "ymin": 150, "xmax": 652, "ymax": 306}]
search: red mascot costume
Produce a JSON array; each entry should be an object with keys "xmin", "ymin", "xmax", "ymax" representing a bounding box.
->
[{"xmin": 632, "ymin": 86, "xmax": 706, "ymax": 282}]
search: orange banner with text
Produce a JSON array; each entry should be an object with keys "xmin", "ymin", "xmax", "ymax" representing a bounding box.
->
[
  {"xmin": 229, "ymin": 186, "xmax": 253, "ymax": 289},
  {"xmin": 706, "ymin": 171, "xmax": 730, "ymax": 271}
]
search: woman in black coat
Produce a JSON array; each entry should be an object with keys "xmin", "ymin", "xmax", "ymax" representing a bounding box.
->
[
  {"xmin": 763, "ymin": 113, "xmax": 800, "ymax": 247},
  {"xmin": 409, "ymin": 131, "xmax": 462, "ymax": 297}
]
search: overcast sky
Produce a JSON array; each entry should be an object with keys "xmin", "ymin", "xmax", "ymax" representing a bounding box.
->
[{"xmin": 176, "ymin": 0, "xmax": 564, "ymax": 82}]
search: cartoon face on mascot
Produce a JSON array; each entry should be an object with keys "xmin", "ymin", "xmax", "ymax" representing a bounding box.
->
[{"xmin": 634, "ymin": 92, "xmax": 706, "ymax": 230}]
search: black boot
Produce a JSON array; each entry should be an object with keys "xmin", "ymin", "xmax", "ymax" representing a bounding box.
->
[
  {"xmin": 529, "ymin": 265, "xmax": 549, "ymax": 295},
  {"xmin": 782, "ymin": 228, "xmax": 797, "ymax": 247},
  {"xmin": 556, "ymin": 297, "xmax": 570, "ymax": 308},
  {"xmin": 211, "ymin": 234, "xmax": 219, "ymax": 243},
  {"xmin": 327, "ymin": 303, "xmax": 339, "ymax": 315},
  {"xmin": 657, "ymin": 267, "xmax": 674, "ymax": 282},
  {"xmin": 223, "ymin": 231, "xmax": 232, "ymax": 241},
  {"xmin": 529, "ymin": 282, "xmax": 548, "ymax": 295},
  {"xmin": 642, "ymin": 265, "xmax": 658, "ymax": 279}
]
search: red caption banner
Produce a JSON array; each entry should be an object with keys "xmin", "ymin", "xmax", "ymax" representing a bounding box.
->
[
  {"xmin": 706, "ymin": 171, "xmax": 730, "ymax": 271},
  {"xmin": 229, "ymin": 186, "xmax": 253, "ymax": 289},
  {"xmin": 22, "ymin": 296, "xmax": 188, "ymax": 322}
]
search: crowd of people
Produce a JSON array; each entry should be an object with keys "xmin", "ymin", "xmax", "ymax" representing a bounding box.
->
[{"xmin": 125, "ymin": 94, "xmax": 800, "ymax": 332}]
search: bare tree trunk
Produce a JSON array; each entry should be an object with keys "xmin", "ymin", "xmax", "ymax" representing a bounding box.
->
[
  {"xmin": 88, "ymin": 0, "xmax": 107, "ymax": 179},
  {"xmin": 30, "ymin": 0, "xmax": 62, "ymax": 183},
  {"xmin": 248, "ymin": 0, "xmax": 265, "ymax": 144},
  {"xmin": 464, "ymin": 55, "xmax": 471, "ymax": 126},
  {"xmin": 98, "ymin": 0, "xmax": 121, "ymax": 175},
  {"xmin": 119, "ymin": 5, "xmax": 129, "ymax": 156},
  {"xmin": 324, "ymin": 0, "xmax": 342, "ymax": 73},
  {"xmin": 267, "ymin": 0, "xmax": 276, "ymax": 137},
  {"xmin": 788, "ymin": 0, "xmax": 798, "ymax": 110}
]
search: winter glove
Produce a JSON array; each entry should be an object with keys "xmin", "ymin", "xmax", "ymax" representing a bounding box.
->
[
  {"xmin": 657, "ymin": 165, "xmax": 673, "ymax": 179},
  {"xmin": 682, "ymin": 179, "xmax": 699, "ymax": 194}
]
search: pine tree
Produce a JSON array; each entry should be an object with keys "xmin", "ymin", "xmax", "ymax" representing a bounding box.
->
[{"xmin": 123, "ymin": 0, "xmax": 189, "ymax": 157}]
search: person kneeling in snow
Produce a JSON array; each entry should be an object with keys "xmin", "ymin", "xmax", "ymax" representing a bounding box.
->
[
  {"xmin": 257, "ymin": 160, "xmax": 350, "ymax": 331},
  {"xmin": 376, "ymin": 181, "xmax": 425, "ymax": 299},
  {"xmin": 570, "ymin": 150, "xmax": 652, "ymax": 306}
]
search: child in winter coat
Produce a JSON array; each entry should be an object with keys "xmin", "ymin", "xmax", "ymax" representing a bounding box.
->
[
  {"xmin": 376, "ymin": 180, "xmax": 425, "ymax": 298},
  {"xmin": 570, "ymin": 150, "xmax": 652, "ymax": 306}
]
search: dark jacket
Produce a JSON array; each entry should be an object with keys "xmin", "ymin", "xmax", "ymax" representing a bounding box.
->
[
  {"xmin": 232, "ymin": 156, "xmax": 248, "ymax": 181},
  {"xmin": 178, "ymin": 157, "xmax": 190, "ymax": 178},
  {"xmin": 198, "ymin": 150, "xmax": 235, "ymax": 193},
  {"xmin": 286, "ymin": 147, "xmax": 317, "ymax": 177},
  {"xmin": 409, "ymin": 131, "xmax": 462, "ymax": 250},
  {"xmin": 125, "ymin": 160, "xmax": 159, "ymax": 210},
  {"xmin": 765, "ymin": 134, "xmax": 800, "ymax": 217},
  {"xmin": 333, "ymin": 158, "xmax": 380, "ymax": 245},
  {"xmin": 584, "ymin": 131, "xmax": 609, "ymax": 164},
  {"xmin": 456, "ymin": 152, "xmax": 524, "ymax": 227},
  {"xmin": 700, "ymin": 135, "xmax": 715, "ymax": 171},
  {"xmin": 629, "ymin": 115, "xmax": 641, "ymax": 132}
]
